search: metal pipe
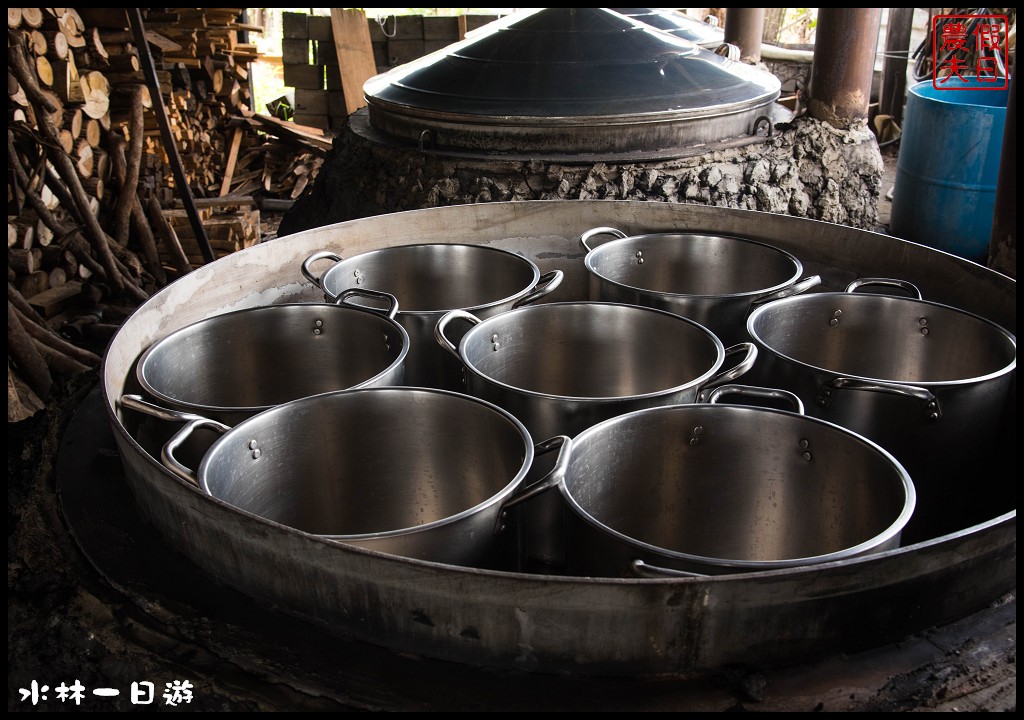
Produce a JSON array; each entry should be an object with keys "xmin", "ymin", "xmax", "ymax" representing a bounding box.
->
[
  {"xmin": 809, "ymin": 9, "xmax": 883, "ymax": 128},
  {"xmin": 988, "ymin": 70, "xmax": 1016, "ymax": 278},
  {"xmin": 878, "ymin": 7, "xmax": 915, "ymax": 125},
  {"xmin": 723, "ymin": 8, "xmax": 764, "ymax": 63}
]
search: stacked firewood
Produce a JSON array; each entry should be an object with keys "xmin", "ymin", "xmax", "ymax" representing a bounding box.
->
[{"xmin": 7, "ymin": 8, "xmax": 330, "ymax": 421}]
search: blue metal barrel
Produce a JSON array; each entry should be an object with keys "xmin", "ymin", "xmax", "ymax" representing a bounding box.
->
[{"xmin": 890, "ymin": 77, "xmax": 1009, "ymax": 264}]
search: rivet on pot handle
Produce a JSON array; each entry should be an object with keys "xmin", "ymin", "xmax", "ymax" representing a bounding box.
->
[
  {"xmin": 630, "ymin": 559, "xmax": 709, "ymax": 579},
  {"xmin": 300, "ymin": 250, "xmax": 344, "ymax": 291},
  {"xmin": 492, "ymin": 435, "xmax": 573, "ymax": 535},
  {"xmin": 696, "ymin": 342, "xmax": 758, "ymax": 402},
  {"xmin": 706, "ymin": 384, "xmax": 805, "ymax": 415},
  {"xmin": 117, "ymin": 394, "xmax": 231, "ymax": 487},
  {"xmin": 845, "ymin": 277, "xmax": 923, "ymax": 300},
  {"xmin": 816, "ymin": 377, "xmax": 942, "ymax": 420},
  {"xmin": 580, "ymin": 226, "xmax": 628, "ymax": 253},
  {"xmin": 335, "ymin": 287, "xmax": 401, "ymax": 320},
  {"xmin": 512, "ymin": 270, "xmax": 564, "ymax": 308},
  {"xmin": 748, "ymin": 274, "xmax": 822, "ymax": 308},
  {"xmin": 434, "ymin": 309, "xmax": 482, "ymax": 359}
]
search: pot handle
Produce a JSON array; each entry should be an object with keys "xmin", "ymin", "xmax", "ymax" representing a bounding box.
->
[
  {"xmin": 580, "ymin": 226, "xmax": 627, "ymax": 252},
  {"xmin": 300, "ymin": 250, "xmax": 343, "ymax": 290},
  {"xmin": 817, "ymin": 377, "xmax": 942, "ymax": 420},
  {"xmin": 845, "ymin": 277, "xmax": 923, "ymax": 300},
  {"xmin": 334, "ymin": 287, "xmax": 401, "ymax": 320},
  {"xmin": 705, "ymin": 384, "xmax": 805, "ymax": 415},
  {"xmin": 511, "ymin": 269, "xmax": 564, "ymax": 309},
  {"xmin": 492, "ymin": 435, "xmax": 573, "ymax": 535},
  {"xmin": 161, "ymin": 418, "xmax": 231, "ymax": 487},
  {"xmin": 629, "ymin": 559, "xmax": 709, "ymax": 579},
  {"xmin": 116, "ymin": 394, "xmax": 231, "ymax": 487},
  {"xmin": 118, "ymin": 393, "xmax": 208, "ymax": 426},
  {"xmin": 748, "ymin": 274, "xmax": 822, "ymax": 308},
  {"xmin": 434, "ymin": 309, "xmax": 481, "ymax": 359},
  {"xmin": 695, "ymin": 342, "xmax": 759, "ymax": 401}
]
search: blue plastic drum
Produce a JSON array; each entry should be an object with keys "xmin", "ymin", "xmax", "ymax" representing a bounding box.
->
[{"xmin": 890, "ymin": 77, "xmax": 1009, "ymax": 264}]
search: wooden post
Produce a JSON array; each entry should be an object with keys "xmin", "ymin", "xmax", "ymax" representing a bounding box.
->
[{"xmin": 329, "ymin": 8, "xmax": 378, "ymax": 116}]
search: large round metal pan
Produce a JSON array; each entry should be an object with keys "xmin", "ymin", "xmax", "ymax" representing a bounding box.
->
[{"xmin": 102, "ymin": 200, "xmax": 1015, "ymax": 678}]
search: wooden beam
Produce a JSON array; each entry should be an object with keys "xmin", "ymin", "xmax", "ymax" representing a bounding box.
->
[
  {"xmin": 219, "ymin": 126, "xmax": 243, "ymax": 196},
  {"xmin": 128, "ymin": 8, "xmax": 214, "ymax": 264},
  {"xmin": 26, "ymin": 281, "xmax": 84, "ymax": 319},
  {"xmin": 243, "ymin": 114, "xmax": 333, "ymax": 152},
  {"xmin": 329, "ymin": 8, "xmax": 378, "ymax": 116}
]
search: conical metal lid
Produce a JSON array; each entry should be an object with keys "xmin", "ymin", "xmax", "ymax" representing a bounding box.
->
[
  {"xmin": 361, "ymin": 8, "xmax": 780, "ymax": 158},
  {"xmin": 611, "ymin": 8, "xmax": 726, "ymax": 49}
]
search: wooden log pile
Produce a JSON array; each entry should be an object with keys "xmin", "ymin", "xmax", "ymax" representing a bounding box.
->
[{"xmin": 8, "ymin": 8, "xmax": 330, "ymax": 422}]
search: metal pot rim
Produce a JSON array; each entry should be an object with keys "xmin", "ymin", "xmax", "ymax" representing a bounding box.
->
[
  {"xmin": 457, "ymin": 301, "xmax": 727, "ymax": 402},
  {"xmin": 195, "ymin": 387, "xmax": 537, "ymax": 541},
  {"xmin": 136, "ymin": 302, "xmax": 411, "ymax": 418},
  {"xmin": 322, "ymin": 243, "xmax": 542, "ymax": 316},
  {"xmin": 562, "ymin": 402, "xmax": 918, "ymax": 571},
  {"xmin": 584, "ymin": 232, "xmax": 805, "ymax": 300},
  {"xmin": 746, "ymin": 292, "xmax": 1018, "ymax": 386}
]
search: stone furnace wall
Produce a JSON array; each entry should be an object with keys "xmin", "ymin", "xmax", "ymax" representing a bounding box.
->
[{"xmin": 279, "ymin": 112, "xmax": 883, "ymax": 237}]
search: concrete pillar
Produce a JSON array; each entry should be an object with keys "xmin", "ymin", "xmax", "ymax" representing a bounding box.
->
[
  {"xmin": 988, "ymin": 71, "xmax": 1016, "ymax": 277},
  {"xmin": 723, "ymin": 8, "xmax": 764, "ymax": 63},
  {"xmin": 809, "ymin": 9, "xmax": 882, "ymax": 128}
]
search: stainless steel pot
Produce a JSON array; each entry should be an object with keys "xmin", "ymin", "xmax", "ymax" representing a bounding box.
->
[
  {"xmin": 514, "ymin": 385, "xmax": 916, "ymax": 577},
  {"xmin": 117, "ymin": 389, "xmax": 569, "ymax": 569},
  {"xmin": 301, "ymin": 244, "xmax": 563, "ymax": 390},
  {"xmin": 580, "ymin": 226, "xmax": 821, "ymax": 346},
  {"xmin": 745, "ymin": 278, "xmax": 1017, "ymax": 542},
  {"xmin": 134, "ymin": 288, "xmax": 409, "ymax": 426},
  {"xmin": 436, "ymin": 301, "xmax": 757, "ymax": 439},
  {"xmin": 436, "ymin": 300, "xmax": 758, "ymax": 568}
]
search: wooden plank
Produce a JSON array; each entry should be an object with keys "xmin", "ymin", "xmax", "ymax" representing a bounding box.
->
[
  {"xmin": 465, "ymin": 14, "xmax": 501, "ymax": 33},
  {"xmin": 423, "ymin": 16, "xmax": 460, "ymax": 41},
  {"xmin": 99, "ymin": 29, "xmax": 182, "ymax": 52},
  {"xmin": 315, "ymin": 39, "xmax": 338, "ymax": 66},
  {"xmin": 329, "ymin": 8, "xmax": 378, "ymax": 116},
  {"xmin": 292, "ymin": 112, "xmax": 329, "ymax": 130},
  {"xmin": 307, "ymin": 15, "xmax": 333, "ymax": 43},
  {"xmin": 175, "ymin": 195, "xmax": 256, "ymax": 209},
  {"xmin": 282, "ymin": 11, "xmax": 308, "ymax": 39},
  {"xmin": 282, "ymin": 63, "xmax": 323, "ymax": 90},
  {"xmin": 281, "ymin": 38, "xmax": 311, "ymax": 65},
  {"xmin": 424, "ymin": 39, "xmax": 455, "ymax": 55},
  {"xmin": 294, "ymin": 88, "xmax": 329, "ymax": 116},
  {"xmin": 244, "ymin": 113, "xmax": 333, "ymax": 152},
  {"xmin": 219, "ymin": 126, "xmax": 244, "ymax": 197},
  {"xmin": 325, "ymin": 63, "xmax": 343, "ymax": 91},
  {"xmin": 327, "ymin": 91, "xmax": 346, "ymax": 118},
  {"xmin": 387, "ymin": 39, "xmax": 426, "ymax": 67},
  {"xmin": 27, "ymin": 281, "xmax": 83, "ymax": 318},
  {"xmin": 391, "ymin": 15, "xmax": 424, "ymax": 40},
  {"xmin": 371, "ymin": 43, "xmax": 389, "ymax": 71}
]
